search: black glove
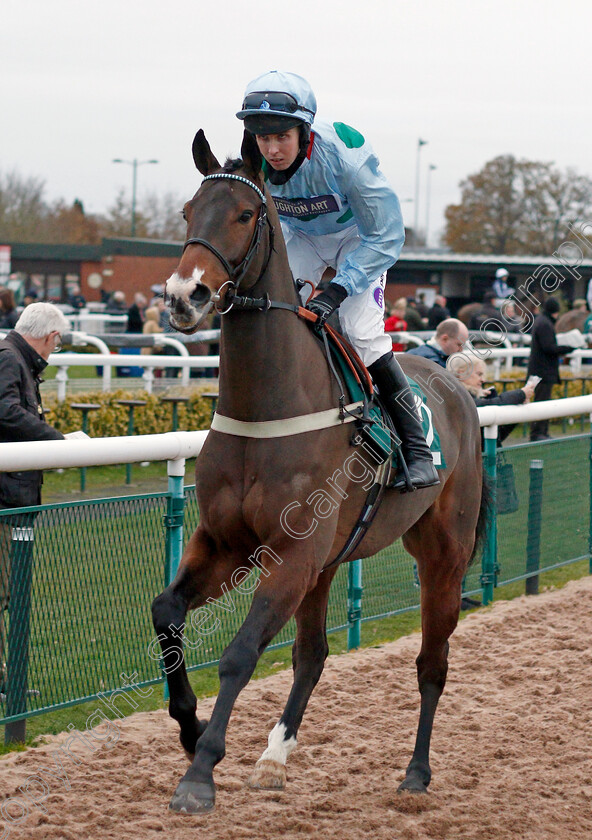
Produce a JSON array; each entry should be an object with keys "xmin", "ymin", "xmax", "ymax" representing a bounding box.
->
[{"xmin": 305, "ymin": 282, "xmax": 348, "ymax": 329}]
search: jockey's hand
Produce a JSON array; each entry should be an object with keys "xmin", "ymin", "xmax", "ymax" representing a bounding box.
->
[{"xmin": 306, "ymin": 282, "xmax": 348, "ymax": 330}]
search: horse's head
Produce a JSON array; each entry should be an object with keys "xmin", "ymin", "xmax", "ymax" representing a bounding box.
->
[{"xmin": 166, "ymin": 129, "xmax": 269, "ymax": 334}]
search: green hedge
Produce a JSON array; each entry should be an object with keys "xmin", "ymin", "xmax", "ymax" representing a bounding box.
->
[
  {"xmin": 43, "ymin": 388, "xmax": 213, "ymax": 437},
  {"xmin": 490, "ymin": 369, "xmax": 592, "ymax": 400}
]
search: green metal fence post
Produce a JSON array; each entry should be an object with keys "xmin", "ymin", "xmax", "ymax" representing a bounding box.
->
[
  {"xmin": 347, "ymin": 559, "xmax": 363, "ymax": 650},
  {"xmin": 5, "ymin": 520, "xmax": 35, "ymax": 744},
  {"xmin": 116, "ymin": 400, "xmax": 147, "ymax": 484},
  {"xmin": 70, "ymin": 403, "xmax": 101, "ymax": 492},
  {"xmin": 525, "ymin": 459, "xmax": 544, "ymax": 595},
  {"xmin": 481, "ymin": 425, "xmax": 498, "ymax": 606},
  {"xmin": 163, "ymin": 458, "xmax": 186, "ymax": 701}
]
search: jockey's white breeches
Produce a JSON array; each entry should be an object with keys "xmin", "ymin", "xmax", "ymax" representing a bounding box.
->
[{"xmin": 283, "ymin": 224, "xmax": 392, "ymax": 367}]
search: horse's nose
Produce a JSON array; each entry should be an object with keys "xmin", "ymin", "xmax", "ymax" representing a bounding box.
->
[{"xmin": 190, "ymin": 283, "xmax": 211, "ymax": 307}]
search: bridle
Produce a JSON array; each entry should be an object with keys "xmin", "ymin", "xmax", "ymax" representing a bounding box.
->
[{"xmin": 182, "ymin": 173, "xmax": 274, "ymax": 314}]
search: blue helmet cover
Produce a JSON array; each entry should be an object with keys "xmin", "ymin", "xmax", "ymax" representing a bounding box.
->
[{"xmin": 236, "ymin": 70, "xmax": 317, "ymax": 127}]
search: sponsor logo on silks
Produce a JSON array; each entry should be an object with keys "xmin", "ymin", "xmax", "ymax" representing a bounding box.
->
[
  {"xmin": 260, "ymin": 100, "xmax": 271, "ymax": 110},
  {"xmin": 373, "ymin": 286, "xmax": 384, "ymax": 309},
  {"xmin": 274, "ymin": 194, "xmax": 340, "ymax": 221}
]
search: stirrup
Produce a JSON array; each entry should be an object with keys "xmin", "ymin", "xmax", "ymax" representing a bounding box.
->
[{"xmin": 388, "ymin": 454, "xmax": 415, "ymax": 493}]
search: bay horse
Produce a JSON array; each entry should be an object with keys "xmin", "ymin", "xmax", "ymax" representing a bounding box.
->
[{"xmin": 152, "ymin": 129, "xmax": 487, "ymax": 814}]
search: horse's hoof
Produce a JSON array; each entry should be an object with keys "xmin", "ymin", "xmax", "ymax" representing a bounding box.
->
[
  {"xmin": 169, "ymin": 780, "xmax": 215, "ymax": 814},
  {"xmin": 247, "ymin": 759, "xmax": 287, "ymax": 790},
  {"xmin": 397, "ymin": 774, "xmax": 429, "ymax": 794}
]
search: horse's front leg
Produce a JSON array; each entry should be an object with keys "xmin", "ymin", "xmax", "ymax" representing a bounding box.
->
[
  {"xmin": 248, "ymin": 566, "xmax": 337, "ymax": 790},
  {"xmin": 168, "ymin": 552, "xmax": 313, "ymax": 814},
  {"xmin": 151, "ymin": 526, "xmax": 233, "ymax": 760}
]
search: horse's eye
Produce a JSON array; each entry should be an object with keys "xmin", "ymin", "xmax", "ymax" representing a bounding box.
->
[
  {"xmin": 238, "ymin": 210, "xmax": 254, "ymax": 223},
  {"xmin": 180, "ymin": 209, "xmax": 188, "ymax": 222}
]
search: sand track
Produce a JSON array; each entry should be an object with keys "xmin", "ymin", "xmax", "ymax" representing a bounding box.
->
[{"xmin": 1, "ymin": 577, "xmax": 592, "ymax": 839}]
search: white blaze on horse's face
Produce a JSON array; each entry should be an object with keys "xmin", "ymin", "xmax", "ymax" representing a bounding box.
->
[
  {"xmin": 167, "ymin": 266, "xmax": 205, "ymax": 303},
  {"xmin": 166, "ymin": 265, "xmax": 212, "ymax": 332}
]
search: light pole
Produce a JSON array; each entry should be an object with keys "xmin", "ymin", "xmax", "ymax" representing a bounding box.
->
[
  {"xmin": 424, "ymin": 164, "xmax": 437, "ymax": 248},
  {"xmin": 413, "ymin": 138, "xmax": 428, "ymax": 247},
  {"xmin": 112, "ymin": 158, "xmax": 159, "ymax": 236}
]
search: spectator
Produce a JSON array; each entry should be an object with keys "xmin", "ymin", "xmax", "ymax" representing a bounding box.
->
[
  {"xmin": 0, "ymin": 289, "xmax": 18, "ymax": 330},
  {"xmin": 384, "ymin": 298, "xmax": 408, "ymax": 352},
  {"xmin": 452, "ymin": 352, "xmax": 535, "ymax": 444},
  {"xmin": 492, "ymin": 268, "xmax": 514, "ymax": 303},
  {"xmin": 407, "ymin": 318, "xmax": 469, "ymax": 367},
  {"xmin": 126, "ymin": 293, "xmax": 147, "ymax": 334},
  {"xmin": 67, "ymin": 283, "xmax": 86, "ymax": 310},
  {"xmin": 468, "ymin": 291, "xmax": 500, "ymax": 331},
  {"xmin": 427, "ymin": 294, "xmax": 450, "ymax": 329},
  {"xmin": 105, "ymin": 290, "xmax": 127, "ymax": 314},
  {"xmin": 0, "ymin": 303, "xmax": 68, "ymax": 674},
  {"xmin": 22, "ymin": 290, "xmax": 38, "ymax": 307},
  {"xmin": 527, "ymin": 297, "xmax": 573, "ymax": 442},
  {"xmin": 141, "ymin": 306, "xmax": 163, "ymax": 352},
  {"xmin": 416, "ymin": 292, "xmax": 430, "ymax": 320},
  {"xmin": 404, "ymin": 297, "xmax": 426, "ymax": 331},
  {"xmin": 500, "ymin": 300, "xmax": 524, "ymax": 333}
]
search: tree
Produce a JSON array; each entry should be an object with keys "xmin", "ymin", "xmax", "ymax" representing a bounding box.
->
[
  {"xmin": 98, "ymin": 189, "xmax": 149, "ymax": 238},
  {"xmin": 444, "ymin": 155, "xmax": 592, "ymax": 255},
  {"xmin": 140, "ymin": 191, "xmax": 186, "ymax": 241},
  {"xmin": 44, "ymin": 199, "xmax": 101, "ymax": 244},
  {"xmin": 0, "ymin": 170, "xmax": 48, "ymax": 242}
]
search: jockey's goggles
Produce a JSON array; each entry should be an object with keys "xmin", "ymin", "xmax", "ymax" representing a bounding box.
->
[{"xmin": 241, "ymin": 91, "xmax": 315, "ymax": 119}]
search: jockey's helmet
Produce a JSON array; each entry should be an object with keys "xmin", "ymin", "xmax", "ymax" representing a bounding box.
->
[{"xmin": 236, "ymin": 70, "xmax": 317, "ymax": 135}]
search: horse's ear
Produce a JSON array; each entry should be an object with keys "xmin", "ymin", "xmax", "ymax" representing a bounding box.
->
[
  {"xmin": 192, "ymin": 130, "xmax": 221, "ymax": 175},
  {"xmin": 240, "ymin": 130, "xmax": 263, "ymax": 179}
]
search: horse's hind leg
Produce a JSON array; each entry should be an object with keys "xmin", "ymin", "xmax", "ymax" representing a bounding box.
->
[
  {"xmin": 248, "ymin": 566, "xmax": 338, "ymax": 790},
  {"xmin": 399, "ymin": 493, "xmax": 478, "ymax": 793}
]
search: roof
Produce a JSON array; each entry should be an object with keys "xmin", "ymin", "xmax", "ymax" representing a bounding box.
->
[{"xmin": 396, "ymin": 250, "xmax": 592, "ymax": 269}]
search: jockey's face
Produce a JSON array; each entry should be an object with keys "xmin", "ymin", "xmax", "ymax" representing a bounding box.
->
[{"xmin": 255, "ymin": 127, "xmax": 300, "ymax": 171}]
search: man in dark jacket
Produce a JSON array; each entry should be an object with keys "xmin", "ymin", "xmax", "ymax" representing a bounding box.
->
[
  {"xmin": 404, "ymin": 298, "xmax": 426, "ymax": 331},
  {"xmin": 527, "ymin": 297, "xmax": 573, "ymax": 441},
  {"xmin": 0, "ymin": 302, "xmax": 67, "ymax": 672},
  {"xmin": 407, "ymin": 318, "xmax": 469, "ymax": 367},
  {"xmin": 427, "ymin": 295, "xmax": 450, "ymax": 329}
]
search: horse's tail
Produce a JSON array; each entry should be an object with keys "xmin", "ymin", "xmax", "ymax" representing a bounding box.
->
[{"xmin": 469, "ymin": 468, "xmax": 493, "ymax": 567}]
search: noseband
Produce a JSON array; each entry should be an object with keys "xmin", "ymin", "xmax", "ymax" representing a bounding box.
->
[{"xmin": 183, "ymin": 173, "xmax": 273, "ymax": 311}]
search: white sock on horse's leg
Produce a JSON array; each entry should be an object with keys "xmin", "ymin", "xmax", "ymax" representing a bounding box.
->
[{"xmin": 247, "ymin": 722, "xmax": 297, "ymax": 790}]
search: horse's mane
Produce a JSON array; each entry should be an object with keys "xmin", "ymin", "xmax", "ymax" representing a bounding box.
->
[{"xmin": 222, "ymin": 158, "xmax": 244, "ymax": 173}]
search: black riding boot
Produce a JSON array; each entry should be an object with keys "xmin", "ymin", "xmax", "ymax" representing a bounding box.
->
[{"xmin": 368, "ymin": 352, "xmax": 440, "ymax": 492}]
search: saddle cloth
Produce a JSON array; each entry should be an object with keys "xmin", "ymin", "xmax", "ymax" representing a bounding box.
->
[{"xmin": 327, "ymin": 334, "xmax": 446, "ymax": 470}]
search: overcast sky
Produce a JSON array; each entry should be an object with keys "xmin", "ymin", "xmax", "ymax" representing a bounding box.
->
[{"xmin": 2, "ymin": 0, "xmax": 589, "ymax": 246}]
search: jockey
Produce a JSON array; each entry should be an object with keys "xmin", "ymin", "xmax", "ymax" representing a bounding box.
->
[{"xmin": 237, "ymin": 70, "xmax": 439, "ymax": 491}]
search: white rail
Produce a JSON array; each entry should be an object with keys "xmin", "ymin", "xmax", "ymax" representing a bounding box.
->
[
  {"xmin": 47, "ymin": 352, "xmax": 219, "ymax": 399},
  {"xmin": 0, "ymin": 396, "xmax": 591, "ymax": 474}
]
